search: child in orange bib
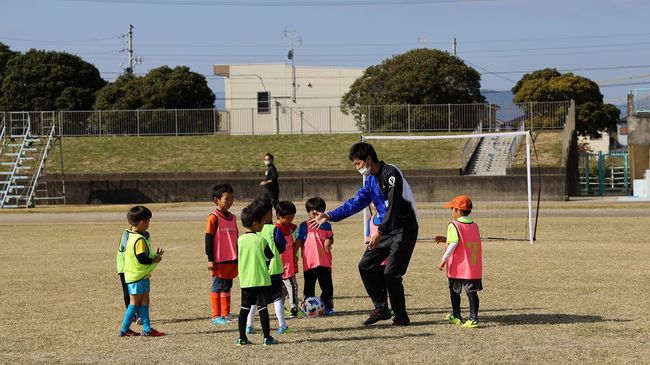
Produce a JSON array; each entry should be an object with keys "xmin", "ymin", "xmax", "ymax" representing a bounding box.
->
[
  {"xmin": 435, "ymin": 195, "xmax": 483, "ymax": 329},
  {"xmin": 205, "ymin": 184, "xmax": 239, "ymax": 324}
]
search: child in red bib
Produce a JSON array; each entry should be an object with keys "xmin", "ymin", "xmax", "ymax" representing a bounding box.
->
[
  {"xmin": 295, "ymin": 197, "xmax": 335, "ymax": 315},
  {"xmin": 205, "ymin": 184, "xmax": 239, "ymax": 324},
  {"xmin": 435, "ymin": 195, "xmax": 482, "ymax": 328}
]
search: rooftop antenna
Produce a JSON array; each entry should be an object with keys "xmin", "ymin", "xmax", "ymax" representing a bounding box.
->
[{"xmin": 284, "ymin": 27, "xmax": 302, "ymax": 103}]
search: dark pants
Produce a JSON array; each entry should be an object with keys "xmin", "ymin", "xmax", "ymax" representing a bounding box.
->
[
  {"xmin": 119, "ymin": 273, "xmax": 129, "ymax": 308},
  {"xmin": 358, "ymin": 220, "xmax": 418, "ymax": 319},
  {"xmin": 265, "ymin": 189, "xmax": 279, "ymax": 208},
  {"xmin": 303, "ymin": 266, "xmax": 334, "ymax": 310},
  {"xmin": 238, "ymin": 286, "xmax": 271, "ymax": 340}
]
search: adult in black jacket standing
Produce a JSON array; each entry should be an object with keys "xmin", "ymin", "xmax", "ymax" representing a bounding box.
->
[
  {"xmin": 260, "ymin": 153, "xmax": 279, "ymax": 207},
  {"xmin": 310, "ymin": 142, "xmax": 419, "ymax": 326}
]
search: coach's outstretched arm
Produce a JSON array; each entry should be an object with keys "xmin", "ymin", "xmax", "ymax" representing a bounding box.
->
[{"xmin": 309, "ymin": 183, "xmax": 372, "ymax": 229}]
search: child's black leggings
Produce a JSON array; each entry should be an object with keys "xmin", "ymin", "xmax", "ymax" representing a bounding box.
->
[
  {"xmin": 238, "ymin": 287, "xmax": 271, "ymax": 340},
  {"xmin": 450, "ymin": 288, "xmax": 479, "ymax": 321}
]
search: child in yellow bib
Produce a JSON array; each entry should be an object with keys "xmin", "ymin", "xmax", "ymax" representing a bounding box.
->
[{"xmin": 119, "ymin": 206, "xmax": 166, "ymax": 337}]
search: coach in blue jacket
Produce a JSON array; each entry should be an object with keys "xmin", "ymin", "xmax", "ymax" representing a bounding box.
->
[{"xmin": 310, "ymin": 142, "xmax": 419, "ymax": 326}]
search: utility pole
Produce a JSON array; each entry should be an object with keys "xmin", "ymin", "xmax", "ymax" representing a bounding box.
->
[
  {"xmin": 452, "ymin": 37, "xmax": 457, "ymax": 56},
  {"xmin": 123, "ymin": 24, "xmax": 142, "ymax": 75}
]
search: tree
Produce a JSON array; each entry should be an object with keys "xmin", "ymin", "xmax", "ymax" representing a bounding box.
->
[
  {"xmin": 139, "ymin": 66, "xmax": 215, "ymax": 109},
  {"xmin": 512, "ymin": 68, "xmax": 619, "ymax": 138},
  {"xmin": 0, "ymin": 43, "xmax": 19, "ymax": 106},
  {"xmin": 93, "ymin": 74, "xmax": 144, "ymax": 110},
  {"xmin": 0, "ymin": 49, "xmax": 106, "ymax": 111},
  {"xmin": 94, "ymin": 66, "xmax": 217, "ymax": 134},
  {"xmin": 95, "ymin": 65, "xmax": 215, "ymax": 110},
  {"xmin": 341, "ymin": 48, "xmax": 485, "ymax": 131}
]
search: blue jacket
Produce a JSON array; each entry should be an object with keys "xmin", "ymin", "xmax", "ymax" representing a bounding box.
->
[{"xmin": 328, "ymin": 162, "xmax": 417, "ymax": 235}]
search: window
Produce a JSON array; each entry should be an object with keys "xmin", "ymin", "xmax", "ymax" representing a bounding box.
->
[{"xmin": 257, "ymin": 92, "xmax": 270, "ymax": 114}]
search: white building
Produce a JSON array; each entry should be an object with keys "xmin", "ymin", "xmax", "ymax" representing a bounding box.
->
[{"xmin": 213, "ymin": 63, "xmax": 363, "ymax": 135}]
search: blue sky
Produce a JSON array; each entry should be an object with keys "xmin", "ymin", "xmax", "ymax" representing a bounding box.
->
[{"xmin": 2, "ymin": 0, "xmax": 650, "ymax": 110}]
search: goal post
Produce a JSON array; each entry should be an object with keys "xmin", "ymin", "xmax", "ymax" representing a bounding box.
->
[{"xmin": 361, "ymin": 131, "xmax": 537, "ymax": 245}]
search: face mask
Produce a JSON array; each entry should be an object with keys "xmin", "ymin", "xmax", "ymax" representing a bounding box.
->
[
  {"xmin": 358, "ymin": 165, "xmax": 370, "ymax": 176},
  {"xmin": 264, "ymin": 160, "xmax": 272, "ymax": 166}
]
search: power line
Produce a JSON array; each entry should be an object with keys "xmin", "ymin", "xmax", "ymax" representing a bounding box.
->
[
  {"xmin": 0, "ymin": 35, "xmax": 123, "ymax": 43},
  {"xmin": 64, "ymin": 0, "xmax": 495, "ymax": 6}
]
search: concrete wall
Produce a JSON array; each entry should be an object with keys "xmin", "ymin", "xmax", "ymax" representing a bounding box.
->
[{"xmin": 47, "ymin": 168, "xmax": 567, "ymax": 204}]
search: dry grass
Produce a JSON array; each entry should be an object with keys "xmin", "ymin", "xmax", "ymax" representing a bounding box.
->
[{"xmin": 1, "ymin": 201, "xmax": 649, "ymax": 364}]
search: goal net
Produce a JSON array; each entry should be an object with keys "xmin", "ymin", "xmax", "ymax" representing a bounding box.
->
[{"xmin": 362, "ymin": 131, "xmax": 538, "ymax": 244}]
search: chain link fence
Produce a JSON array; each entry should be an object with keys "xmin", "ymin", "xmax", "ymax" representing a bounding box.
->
[{"xmin": 0, "ymin": 101, "xmax": 571, "ymax": 137}]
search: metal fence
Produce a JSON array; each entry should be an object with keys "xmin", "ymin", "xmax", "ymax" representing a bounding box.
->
[{"xmin": 0, "ymin": 101, "xmax": 571, "ymax": 137}]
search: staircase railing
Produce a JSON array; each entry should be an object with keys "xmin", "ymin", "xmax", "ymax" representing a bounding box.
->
[
  {"xmin": 505, "ymin": 122, "xmax": 526, "ymax": 168},
  {"xmin": 460, "ymin": 121, "xmax": 483, "ymax": 173},
  {"xmin": 0, "ymin": 113, "xmax": 31, "ymax": 208},
  {"xmin": 25, "ymin": 124, "xmax": 56, "ymax": 208}
]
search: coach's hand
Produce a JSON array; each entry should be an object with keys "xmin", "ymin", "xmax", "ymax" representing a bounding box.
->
[
  {"xmin": 309, "ymin": 212, "xmax": 329, "ymax": 229},
  {"xmin": 367, "ymin": 232, "xmax": 380, "ymax": 250},
  {"xmin": 207, "ymin": 261, "xmax": 215, "ymax": 271}
]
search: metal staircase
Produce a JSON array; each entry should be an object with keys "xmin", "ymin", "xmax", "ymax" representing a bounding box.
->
[
  {"xmin": 463, "ymin": 124, "xmax": 525, "ymax": 176},
  {"xmin": 0, "ymin": 112, "xmax": 65, "ymax": 208}
]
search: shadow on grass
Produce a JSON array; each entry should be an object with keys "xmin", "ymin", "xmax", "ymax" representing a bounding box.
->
[
  {"xmin": 289, "ymin": 331, "xmax": 437, "ymax": 344},
  {"xmin": 482, "ymin": 313, "xmax": 626, "ymax": 326},
  {"xmin": 332, "ymin": 306, "xmax": 543, "ymax": 317},
  {"xmin": 156, "ymin": 317, "xmax": 208, "ymax": 324}
]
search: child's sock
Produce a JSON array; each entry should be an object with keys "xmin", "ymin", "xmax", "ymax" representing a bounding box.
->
[
  {"xmin": 139, "ymin": 305, "xmax": 151, "ymax": 333},
  {"xmin": 238, "ymin": 306, "xmax": 251, "ymax": 341},
  {"xmin": 246, "ymin": 304, "xmax": 257, "ymax": 327},
  {"xmin": 120, "ymin": 304, "xmax": 137, "ymax": 333},
  {"xmin": 210, "ymin": 292, "xmax": 221, "ymax": 318},
  {"xmin": 274, "ymin": 298, "xmax": 287, "ymax": 328},
  {"xmin": 220, "ymin": 291, "xmax": 231, "ymax": 317},
  {"xmin": 258, "ymin": 306, "xmax": 271, "ymax": 339}
]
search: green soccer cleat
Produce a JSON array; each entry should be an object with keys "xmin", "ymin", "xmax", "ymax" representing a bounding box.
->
[
  {"xmin": 263, "ymin": 337, "xmax": 279, "ymax": 346},
  {"xmin": 212, "ymin": 316, "xmax": 230, "ymax": 325},
  {"xmin": 461, "ymin": 319, "xmax": 479, "ymax": 328},
  {"xmin": 445, "ymin": 314, "xmax": 463, "ymax": 325},
  {"xmin": 236, "ymin": 338, "xmax": 249, "ymax": 346},
  {"xmin": 277, "ymin": 326, "xmax": 293, "ymax": 334}
]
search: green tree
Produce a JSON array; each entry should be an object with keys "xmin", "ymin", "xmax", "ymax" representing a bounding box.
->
[
  {"xmin": 95, "ymin": 65, "xmax": 215, "ymax": 110},
  {"xmin": 342, "ymin": 48, "xmax": 485, "ymax": 131},
  {"xmin": 93, "ymin": 73, "xmax": 143, "ymax": 110},
  {"xmin": 94, "ymin": 66, "xmax": 217, "ymax": 134},
  {"xmin": 0, "ymin": 42, "xmax": 19, "ymax": 105},
  {"xmin": 512, "ymin": 68, "xmax": 619, "ymax": 138},
  {"xmin": 0, "ymin": 49, "xmax": 106, "ymax": 111}
]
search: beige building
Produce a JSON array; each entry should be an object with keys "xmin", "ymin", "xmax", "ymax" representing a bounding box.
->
[{"xmin": 213, "ymin": 63, "xmax": 363, "ymax": 134}]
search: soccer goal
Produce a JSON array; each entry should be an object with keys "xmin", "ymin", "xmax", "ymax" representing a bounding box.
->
[{"xmin": 362, "ymin": 130, "xmax": 539, "ymax": 244}]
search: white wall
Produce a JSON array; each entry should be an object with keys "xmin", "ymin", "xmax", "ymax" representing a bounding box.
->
[{"xmin": 217, "ymin": 64, "xmax": 364, "ymax": 134}]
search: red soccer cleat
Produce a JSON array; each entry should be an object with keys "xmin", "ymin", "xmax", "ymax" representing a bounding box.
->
[
  {"xmin": 142, "ymin": 328, "xmax": 166, "ymax": 337},
  {"xmin": 119, "ymin": 328, "xmax": 141, "ymax": 337}
]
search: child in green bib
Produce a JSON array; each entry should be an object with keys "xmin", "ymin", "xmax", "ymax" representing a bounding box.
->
[{"xmin": 236, "ymin": 198, "xmax": 278, "ymax": 346}]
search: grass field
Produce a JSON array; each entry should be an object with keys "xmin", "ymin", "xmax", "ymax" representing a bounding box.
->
[
  {"xmin": 48, "ymin": 131, "xmax": 562, "ymax": 173},
  {"xmin": 2, "ymin": 198, "xmax": 646, "ymax": 364}
]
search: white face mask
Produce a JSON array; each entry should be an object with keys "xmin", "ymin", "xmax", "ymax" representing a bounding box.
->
[
  {"xmin": 358, "ymin": 164, "xmax": 370, "ymax": 176},
  {"xmin": 264, "ymin": 160, "xmax": 272, "ymax": 166}
]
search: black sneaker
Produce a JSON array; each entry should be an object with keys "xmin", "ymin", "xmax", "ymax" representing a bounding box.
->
[
  {"xmin": 391, "ymin": 315, "xmax": 410, "ymax": 327},
  {"xmin": 361, "ymin": 309, "xmax": 391, "ymax": 326}
]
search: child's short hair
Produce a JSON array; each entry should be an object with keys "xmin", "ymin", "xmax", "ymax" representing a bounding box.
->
[
  {"xmin": 305, "ymin": 197, "xmax": 326, "ymax": 212},
  {"xmin": 349, "ymin": 142, "xmax": 378, "ymax": 162},
  {"xmin": 275, "ymin": 201, "xmax": 296, "ymax": 217},
  {"xmin": 127, "ymin": 205, "xmax": 152, "ymax": 226},
  {"xmin": 265, "ymin": 152, "xmax": 274, "ymax": 160},
  {"xmin": 241, "ymin": 197, "xmax": 273, "ymax": 228},
  {"xmin": 212, "ymin": 183, "xmax": 234, "ymax": 200}
]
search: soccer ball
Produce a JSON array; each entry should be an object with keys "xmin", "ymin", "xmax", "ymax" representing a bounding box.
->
[{"xmin": 301, "ymin": 296, "xmax": 325, "ymax": 318}]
